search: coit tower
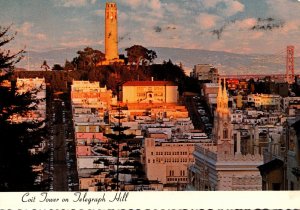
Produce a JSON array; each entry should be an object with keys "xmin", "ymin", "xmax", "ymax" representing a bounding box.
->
[{"xmin": 105, "ymin": 2, "xmax": 119, "ymax": 61}]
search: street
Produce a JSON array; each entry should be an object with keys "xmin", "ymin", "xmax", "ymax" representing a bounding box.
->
[{"xmin": 52, "ymin": 99, "xmax": 68, "ymax": 191}]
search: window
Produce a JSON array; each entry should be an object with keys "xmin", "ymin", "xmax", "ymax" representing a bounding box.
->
[{"xmin": 223, "ymin": 128, "xmax": 228, "ymax": 139}]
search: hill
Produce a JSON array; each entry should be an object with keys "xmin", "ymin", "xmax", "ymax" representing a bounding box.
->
[{"xmin": 17, "ymin": 47, "xmax": 299, "ymax": 75}]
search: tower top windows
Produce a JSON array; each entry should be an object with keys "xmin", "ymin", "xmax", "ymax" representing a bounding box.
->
[{"xmin": 107, "ymin": 3, "xmax": 117, "ymax": 8}]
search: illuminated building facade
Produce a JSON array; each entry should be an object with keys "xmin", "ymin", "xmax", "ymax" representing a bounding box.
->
[
  {"xmin": 189, "ymin": 79, "xmax": 263, "ymax": 190},
  {"xmin": 122, "ymin": 81, "xmax": 178, "ymax": 104}
]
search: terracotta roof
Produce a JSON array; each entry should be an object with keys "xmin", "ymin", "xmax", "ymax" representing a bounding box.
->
[{"xmin": 122, "ymin": 81, "xmax": 177, "ymax": 86}]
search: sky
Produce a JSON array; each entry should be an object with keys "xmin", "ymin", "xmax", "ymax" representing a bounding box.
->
[{"xmin": 1, "ymin": 0, "xmax": 300, "ymax": 56}]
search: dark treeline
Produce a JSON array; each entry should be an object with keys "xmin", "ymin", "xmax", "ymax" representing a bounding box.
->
[{"xmin": 0, "ymin": 25, "xmax": 46, "ymax": 191}]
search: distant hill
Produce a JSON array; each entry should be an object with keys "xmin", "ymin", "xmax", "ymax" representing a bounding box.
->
[
  {"xmin": 149, "ymin": 47, "xmax": 299, "ymax": 75},
  {"xmin": 17, "ymin": 46, "xmax": 299, "ymax": 75}
]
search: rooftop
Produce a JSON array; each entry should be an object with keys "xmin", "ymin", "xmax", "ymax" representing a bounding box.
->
[{"xmin": 122, "ymin": 81, "xmax": 177, "ymax": 86}]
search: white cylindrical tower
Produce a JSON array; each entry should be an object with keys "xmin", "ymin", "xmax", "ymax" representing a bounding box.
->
[{"xmin": 105, "ymin": 2, "xmax": 119, "ymax": 61}]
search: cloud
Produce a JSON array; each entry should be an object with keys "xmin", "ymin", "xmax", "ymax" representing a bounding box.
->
[
  {"xmin": 200, "ymin": 0, "xmax": 245, "ymax": 16},
  {"xmin": 223, "ymin": 0, "xmax": 245, "ymax": 16},
  {"xmin": 200, "ymin": 0, "xmax": 220, "ymax": 8},
  {"xmin": 16, "ymin": 22, "xmax": 47, "ymax": 41},
  {"xmin": 17, "ymin": 22, "xmax": 33, "ymax": 36},
  {"xmin": 284, "ymin": 20, "xmax": 300, "ymax": 31},
  {"xmin": 249, "ymin": 31, "xmax": 264, "ymax": 40},
  {"xmin": 119, "ymin": 12, "xmax": 129, "ymax": 22},
  {"xmin": 66, "ymin": 17, "xmax": 86, "ymax": 23},
  {"xmin": 234, "ymin": 18, "xmax": 257, "ymax": 29},
  {"xmin": 60, "ymin": 38, "xmax": 96, "ymax": 48},
  {"xmin": 119, "ymin": 0, "xmax": 143, "ymax": 9},
  {"xmin": 265, "ymin": 0, "xmax": 300, "ymax": 20},
  {"xmin": 196, "ymin": 13, "xmax": 220, "ymax": 29},
  {"xmin": 54, "ymin": 0, "xmax": 96, "ymax": 7},
  {"xmin": 148, "ymin": 0, "xmax": 161, "ymax": 10},
  {"xmin": 36, "ymin": 33, "xmax": 47, "ymax": 41},
  {"xmin": 120, "ymin": 0, "xmax": 161, "ymax": 10}
]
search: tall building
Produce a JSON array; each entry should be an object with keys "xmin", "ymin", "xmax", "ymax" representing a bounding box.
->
[
  {"xmin": 190, "ymin": 64, "xmax": 219, "ymax": 83},
  {"xmin": 188, "ymin": 78, "xmax": 263, "ymax": 190},
  {"xmin": 98, "ymin": 2, "xmax": 124, "ymax": 65},
  {"xmin": 105, "ymin": 2, "xmax": 118, "ymax": 61}
]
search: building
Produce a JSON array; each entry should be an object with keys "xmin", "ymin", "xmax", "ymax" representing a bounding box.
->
[
  {"xmin": 247, "ymin": 94, "xmax": 281, "ymax": 110},
  {"xmin": 188, "ymin": 79, "xmax": 263, "ymax": 190},
  {"xmin": 11, "ymin": 77, "xmax": 46, "ymax": 122},
  {"xmin": 105, "ymin": 2, "xmax": 118, "ymax": 61},
  {"xmin": 144, "ymin": 137, "xmax": 205, "ymax": 189},
  {"xmin": 122, "ymin": 81, "xmax": 178, "ymax": 104},
  {"xmin": 71, "ymin": 80, "xmax": 117, "ymax": 108},
  {"xmin": 202, "ymin": 83, "xmax": 219, "ymax": 97},
  {"xmin": 190, "ymin": 64, "xmax": 219, "ymax": 83},
  {"xmin": 258, "ymin": 158, "xmax": 284, "ymax": 190},
  {"xmin": 227, "ymin": 79, "xmax": 239, "ymax": 90},
  {"xmin": 282, "ymin": 97, "xmax": 300, "ymax": 112},
  {"xmin": 98, "ymin": 2, "xmax": 123, "ymax": 65},
  {"xmin": 285, "ymin": 120, "xmax": 300, "ymax": 190}
]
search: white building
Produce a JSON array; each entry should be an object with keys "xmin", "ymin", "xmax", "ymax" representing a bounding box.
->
[
  {"xmin": 248, "ymin": 94, "xmax": 281, "ymax": 110},
  {"xmin": 144, "ymin": 138, "xmax": 199, "ymax": 187},
  {"xmin": 122, "ymin": 81, "xmax": 178, "ymax": 104},
  {"xmin": 189, "ymin": 79, "xmax": 263, "ymax": 190}
]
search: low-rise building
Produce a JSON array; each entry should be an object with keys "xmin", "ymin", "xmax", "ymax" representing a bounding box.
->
[
  {"xmin": 144, "ymin": 138, "xmax": 201, "ymax": 189},
  {"xmin": 248, "ymin": 94, "xmax": 281, "ymax": 110},
  {"xmin": 122, "ymin": 81, "xmax": 178, "ymax": 104}
]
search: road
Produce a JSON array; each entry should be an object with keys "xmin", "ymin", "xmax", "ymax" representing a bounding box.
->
[
  {"xmin": 184, "ymin": 95, "xmax": 204, "ymax": 130},
  {"xmin": 52, "ymin": 100, "xmax": 68, "ymax": 191},
  {"xmin": 183, "ymin": 95, "xmax": 213, "ymax": 136}
]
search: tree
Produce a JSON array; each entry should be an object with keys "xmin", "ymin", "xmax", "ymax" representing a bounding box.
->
[
  {"xmin": 0, "ymin": 25, "xmax": 24, "ymax": 69},
  {"xmin": 0, "ymin": 25, "xmax": 46, "ymax": 191},
  {"xmin": 72, "ymin": 47, "xmax": 105, "ymax": 71},
  {"xmin": 104, "ymin": 105, "xmax": 135, "ymax": 190},
  {"xmin": 52, "ymin": 64, "xmax": 64, "ymax": 71},
  {"xmin": 64, "ymin": 60, "xmax": 75, "ymax": 71},
  {"xmin": 125, "ymin": 45, "xmax": 157, "ymax": 71}
]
